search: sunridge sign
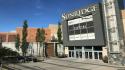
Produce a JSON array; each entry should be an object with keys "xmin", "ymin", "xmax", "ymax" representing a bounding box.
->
[{"xmin": 62, "ymin": 5, "xmax": 97, "ymax": 20}]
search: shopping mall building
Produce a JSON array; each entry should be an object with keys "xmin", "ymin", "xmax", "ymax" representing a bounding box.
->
[
  {"xmin": 62, "ymin": 0, "xmax": 125, "ymax": 64},
  {"xmin": 0, "ymin": 24, "xmax": 64, "ymax": 57}
]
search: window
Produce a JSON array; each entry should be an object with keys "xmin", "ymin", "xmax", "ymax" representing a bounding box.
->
[
  {"xmin": 87, "ymin": 27, "xmax": 94, "ymax": 33},
  {"xmin": 94, "ymin": 52, "xmax": 98, "ymax": 59},
  {"xmin": 74, "ymin": 24, "xmax": 79, "ymax": 30},
  {"xmin": 67, "ymin": 14, "xmax": 95, "ymax": 40},
  {"xmin": 80, "ymin": 23, "xmax": 87, "ymax": 29},
  {"xmin": 69, "ymin": 51, "xmax": 71, "ymax": 57},
  {"xmin": 85, "ymin": 52, "xmax": 88, "ymax": 59},
  {"xmin": 69, "ymin": 25, "xmax": 74, "ymax": 31},
  {"xmin": 69, "ymin": 31, "xmax": 74, "ymax": 35},
  {"xmin": 81, "ymin": 29, "xmax": 87, "ymax": 34},
  {"xmin": 75, "ymin": 30, "xmax": 80, "ymax": 34},
  {"xmin": 89, "ymin": 52, "xmax": 92, "ymax": 59},
  {"xmin": 99, "ymin": 52, "xmax": 102, "ymax": 60},
  {"xmin": 87, "ymin": 21, "xmax": 94, "ymax": 27}
]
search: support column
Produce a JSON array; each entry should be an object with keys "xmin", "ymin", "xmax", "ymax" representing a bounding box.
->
[
  {"xmin": 68, "ymin": 47, "xmax": 69, "ymax": 58},
  {"xmin": 92, "ymin": 46, "xmax": 95, "ymax": 60},
  {"xmin": 88, "ymin": 52, "xmax": 89, "ymax": 59},
  {"xmin": 82, "ymin": 46, "xmax": 85, "ymax": 59},
  {"xmin": 53, "ymin": 42, "xmax": 55, "ymax": 56},
  {"xmin": 98, "ymin": 52, "xmax": 99, "ymax": 60},
  {"xmin": 74, "ymin": 46, "xmax": 76, "ymax": 58}
]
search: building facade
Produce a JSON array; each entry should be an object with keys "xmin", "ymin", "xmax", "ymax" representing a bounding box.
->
[
  {"xmin": 62, "ymin": 0, "xmax": 125, "ymax": 64},
  {"xmin": 103, "ymin": 0, "xmax": 125, "ymax": 64},
  {"xmin": 62, "ymin": 4, "xmax": 105, "ymax": 60},
  {"xmin": 0, "ymin": 32, "xmax": 17, "ymax": 52},
  {"xmin": 0, "ymin": 24, "xmax": 59, "ymax": 57}
]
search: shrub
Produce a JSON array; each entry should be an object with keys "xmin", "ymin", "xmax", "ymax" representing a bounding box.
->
[
  {"xmin": 102, "ymin": 56, "xmax": 108, "ymax": 63},
  {"xmin": 58, "ymin": 54, "xmax": 67, "ymax": 58},
  {"xmin": 0, "ymin": 47, "xmax": 19, "ymax": 58}
]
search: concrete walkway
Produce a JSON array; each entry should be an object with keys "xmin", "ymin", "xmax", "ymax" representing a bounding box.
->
[
  {"xmin": 2, "ymin": 57, "xmax": 125, "ymax": 70},
  {"xmin": 49, "ymin": 57, "xmax": 125, "ymax": 69},
  {"xmin": 45, "ymin": 58, "xmax": 125, "ymax": 70}
]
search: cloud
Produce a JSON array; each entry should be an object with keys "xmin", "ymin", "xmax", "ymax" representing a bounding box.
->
[
  {"xmin": 33, "ymin": 0, "xmax": 44, "ymax": 16},
  {"xmin": 10, "ymin": 30, "xmax": 16, "ymax": 33},
  {"xmin": 33, "ymin": 12, "xmax": 43, "ymax": 16},
  {"xmin": 35, "ymin": 0, "xmax": 44, "ymax": 9},
  {"xmin": 36, "ymin": 5, "xmax": 43, "ymax": 9}
]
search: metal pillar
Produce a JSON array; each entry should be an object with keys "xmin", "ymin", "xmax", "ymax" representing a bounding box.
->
[
  {"xmin": 74, "ymin": 46, "xmax": 76, "ymax": 58},
  {"xmin": 68, "ymin": 47, "xmax": 69, "ymax": 58},
  {"xmin": 98, "ymin": 52, "xmax": 100, "ymax": 60},
  {"xmin": 53, "ymin": 42, "xmax": 55, "ymax": 56},
  {"xmin": 82, "ymin": 46, "xmax": 85, "ymax": 59},
  {"xmin": 92, "ymin": 46, "xmax": 95, "ymax": 60}
]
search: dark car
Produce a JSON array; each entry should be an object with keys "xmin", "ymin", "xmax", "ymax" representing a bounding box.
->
[
  {"xmin": 16, "ymin": 56, "xmax": 25, "ymax": 62},
  {"xmin": 16, "ymin": 56, "xmax": 32, "ymax": 62},
  {"xmin": 19, "ymin": 56, "xmax": 38, "ymax": 62},
  {"xmin": 25, "ymin": 56, "xmax": 33, "ymax": 62}
]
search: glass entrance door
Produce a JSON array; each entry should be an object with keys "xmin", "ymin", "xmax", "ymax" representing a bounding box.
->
[
  {"xmin": 69, "ymin": 50, "xmax": 74, "ymax": 58},
  {"xmin": 85, "ymin": 52, "xmax": 92, "ymax": 59},
  {"xmin": 85, "ymin": 51, "xmax": 102, "ymax": 60},
  {"xmin": 94, "ymin": 52, "xmax": 102, "ymax": 60},
  {"xmin": 76, "ymin": 50, "xmax": 82, "ymax": 58},
  {"xmin": 85, "ymin": 52, "xmax": 88, "ymax": 59},
  {"xmin": 89, "ymin": 52, "xmax": 92, "ymax": 59}
]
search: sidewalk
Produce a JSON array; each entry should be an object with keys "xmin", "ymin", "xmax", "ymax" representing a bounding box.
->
[
  {"xmin": 0, "ymin": 64, "xmax": 9, "ymax": 70},
  {"xmin": 1, "ymin": 57, "xmax": 125, "ymax": 70},
  {"xmin": 49, "ymin": 57, "xmax": 125, "ymax": 69}
]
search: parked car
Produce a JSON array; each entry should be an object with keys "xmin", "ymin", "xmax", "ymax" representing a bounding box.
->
[
  {"xmin": 25, "ymin": 56, "xmax": 33, "ymax": 62},
  {"xmin": 17, "ymin": 56, "xmax": 38, "ymax": 62},
  {"xmin": 16, "ymin": 56, "xmax": 25, "ymax": 62},
  {"xmin": 2, "ymin": 56, "xmax": 39, "ymax": 63}
]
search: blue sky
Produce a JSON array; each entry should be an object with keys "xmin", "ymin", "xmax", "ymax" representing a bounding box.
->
[{"xmin": 0, "ymin": 0, "xmax": 123, "ymax": 32}]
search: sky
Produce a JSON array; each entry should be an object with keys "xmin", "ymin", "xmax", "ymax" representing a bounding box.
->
[{"xmin": 0, "ymin": 0, "xmax": 123, "ymax": 32}]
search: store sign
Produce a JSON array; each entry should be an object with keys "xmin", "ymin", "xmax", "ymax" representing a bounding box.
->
[{"xmin": 62, "ymin": 5, "xmax": 97, "ymax": 20}]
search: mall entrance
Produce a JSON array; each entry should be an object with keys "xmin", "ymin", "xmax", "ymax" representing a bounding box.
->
[{"xmin": 68, "ymin": 46, "xmax": 102, "ymax": 60}]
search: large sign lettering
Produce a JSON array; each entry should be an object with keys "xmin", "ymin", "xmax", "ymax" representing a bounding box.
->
[{"xmin": 62, "ymin": 5, "xmax": 97, "ymax": 20}]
